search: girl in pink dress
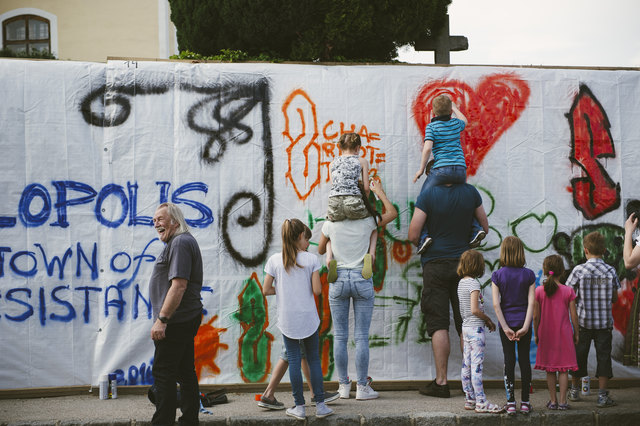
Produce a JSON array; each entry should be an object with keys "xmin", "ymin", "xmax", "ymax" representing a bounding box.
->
[{"xmin": 533, "ymin": 255, "xmax": 579, "ymax": 410}]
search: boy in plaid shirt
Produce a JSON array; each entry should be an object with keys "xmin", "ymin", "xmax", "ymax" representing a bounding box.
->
[{"xmin": 566, "ymin": 231, "xmax": 620, "ymax": 407}]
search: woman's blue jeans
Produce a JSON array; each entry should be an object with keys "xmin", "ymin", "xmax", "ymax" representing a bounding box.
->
[
  {"xmin": 329, "ymin": 269, "xmax": 375, "ymax": 386},
  {"xmin": 282, "ymin": 329, "xmax": 324, "ymax": 406}
]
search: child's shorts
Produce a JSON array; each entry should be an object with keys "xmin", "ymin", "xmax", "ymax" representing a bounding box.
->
[
  {"xmin": 327, "ymin": 195, "xmax": 369, "ymax": 221},
  {"xmin": 572, "ymin": 327, "xmax": 613, "ymax": 379}
]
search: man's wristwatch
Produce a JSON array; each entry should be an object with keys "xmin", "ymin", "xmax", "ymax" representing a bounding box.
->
[{"xmin": 158, "ymin": 316, "xmax": 170, "ymax": 324}]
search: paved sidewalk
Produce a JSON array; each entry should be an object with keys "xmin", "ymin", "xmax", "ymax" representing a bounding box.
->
[{"xmin": 1, "ymin": 386, "xmax": 638, "ymax": 425}]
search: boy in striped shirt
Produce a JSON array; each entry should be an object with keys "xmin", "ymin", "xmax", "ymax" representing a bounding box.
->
[{"xmin": 413, "ymin": 94, "xmax": 485, "ymax": 254}]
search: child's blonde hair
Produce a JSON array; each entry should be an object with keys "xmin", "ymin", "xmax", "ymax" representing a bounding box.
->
[
  {"xmin": 542, "ymin": 254, "xmax": 565, "ymax": 297},
  {"xmin": 281, "ymin": 218, "xmax": 312, "ymax": 272},
  {"xmin": 583, "ymin": 231, "xmax": 606, "ymax": 256},
  {"xmin": 338, "ymin": 132, "xmax": 361, "ymax": 151},
  {"xmin": 433, "ymin": 95, "xmax": 453, "ymax": 116},
  {"xmin": 457, "ymin": 249, "xmax": 485, "ymax": 278},
  {"xmin": 499, "ymin": 236, "xmax": 526, "ymax": 268}
]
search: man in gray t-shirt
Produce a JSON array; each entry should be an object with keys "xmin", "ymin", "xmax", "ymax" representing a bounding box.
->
[{"xmin": 148, "ymin": 203, "xmax": 203, "ymax": 426}]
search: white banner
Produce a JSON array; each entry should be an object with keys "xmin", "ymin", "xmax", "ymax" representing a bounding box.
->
[{"xmin": 0, "ymin": 59, "xmax": 639, "ymax": 389}]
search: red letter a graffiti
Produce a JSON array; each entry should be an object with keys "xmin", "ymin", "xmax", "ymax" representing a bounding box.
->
[{"xmin": 567, "ymin": 84, "xmax": 620, "ymax": 220}]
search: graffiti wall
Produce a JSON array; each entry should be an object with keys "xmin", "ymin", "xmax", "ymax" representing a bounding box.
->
[{"xmin": 0, "ymin": 59, "xmax": 639, "ymax": 389}]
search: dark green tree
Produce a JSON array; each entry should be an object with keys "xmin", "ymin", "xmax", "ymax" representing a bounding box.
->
[{"xmin": 169, "ymin": 0, "xmax": 451, "ymax": 62}]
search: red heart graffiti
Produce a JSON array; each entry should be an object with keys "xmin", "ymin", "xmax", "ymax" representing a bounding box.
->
[{"xmin": 413, "ymin": 73, "xmax": 531, "ymax": 176}]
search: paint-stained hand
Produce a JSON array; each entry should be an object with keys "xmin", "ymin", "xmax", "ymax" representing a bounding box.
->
[
  {"xmin": 485, "ymin": 318, "xmax": 496, "ymax": 332},
  {"xmin": 151, "ymin": 319, "xmax": 167, "ymax": 341}
]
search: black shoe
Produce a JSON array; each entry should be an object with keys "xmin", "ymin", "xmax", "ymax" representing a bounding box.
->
[
  {"xmin": 258, "ymin": 395, "xmax": 285, "ymax": 410},
  {"xmin": 311, "ymin": 391, "xmax": 340, "ymax": 405},
  {"xmin": 418, "ymin": 380, "xmax": 450, "ymax": 398},
  {"xmin": 469, "ymin": 230, "xmax": 486, "ymax": 248},
  {"xmin": 417, "ymin": 237, "xmax": 433, "ymax": 255}
]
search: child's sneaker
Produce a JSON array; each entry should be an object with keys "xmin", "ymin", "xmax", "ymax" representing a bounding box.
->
[
  {"xmin": 505, "ymin": 401, "xmax": 517, "ymax": 415},
  {"xmin": 356, "ymin": 383, "xmax": 379, "ymax": 400},
  {"xmin": 286, "ymin": 405, "xmax": 306, "ymax": 420},
  {"xmin": 327, "ymin": 259, "xmax": 338, "ymax": 283},
  {"xmin": 597, "ymin": 391, "xmax": 617, "ymax": 408},
  {"xmin": 315, "ymin": 402, "xmax": 334, "ymax": 418},
  {"xmin": 469, "ymin": 230, "xmax": 486, "ymax": 248},
  {"xmin": 417, "ymin": 237, "xmax": 433, "ymax": 254},
  {"xmin": 520, "ymin": 401, "xmax": 532, "ymax": 414},
  {"xmin": 475, "ymin": 401, "xmax": 504, "ymax": 413},
  {"xmin": 338, "ymin": 380, "xmax": 352, "ymax": 399},
  {"xmin": 568, "ymin": 387, "xmax": 581, "ymax": 401},
  {"xmin": 361, "ymin": 253, "xmax": 373, "ymax": 279}
]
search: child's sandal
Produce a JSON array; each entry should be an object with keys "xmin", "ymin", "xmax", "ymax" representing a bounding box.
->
[
  {"xmin": 546, "ymin": 401, "xmax": 558, "ymax": 410},
  {"xmin": 464, "ymin": 399, "xmax": 476, "ymax": 410},
  {"xmin": 558, "ymin": 402, "xmax": 570, "ymax": 410},
  {"xmin": 505, "ymin": 401, "xmax": 517, "ymax": 415},
  {"xmin": 475, "ymin": 401, "xmax": 504, "ymax": 414},
  {"xmin": 520, "ymin": 401, "xmax": 532, "ymax": 414}
]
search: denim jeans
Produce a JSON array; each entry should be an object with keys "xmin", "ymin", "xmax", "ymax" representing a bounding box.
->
[
  {"xmin": 152, "ymin": 314, "xmax": 201, "ymax": 426},
  {"xmin": 329, "ymin": 268, "xmax": 375, "ymax": 386},
  {"xmin": 418, "ymin": 165, "xmax": 482, "ymax": 241},
  {"xmin": 283, "ymin": 330, "xmax": 325, "ymax": 406}
]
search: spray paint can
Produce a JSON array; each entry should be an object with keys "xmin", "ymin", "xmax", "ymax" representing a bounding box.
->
[
  {"xmin": 99, "ymin": 375, "xmax": 109, "ymax": 400},
  {"xmin": 581, "ymin": 376, "xmax": 590, "ymax": 396},
  {"xmin": 109, "ymin": 373, "xmax": 118, "ymax": 399}
]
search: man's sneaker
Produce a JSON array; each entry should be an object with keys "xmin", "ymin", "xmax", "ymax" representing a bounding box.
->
[
  {"xmin": 597, "ymin": 391, "xmax": 617, "ymax": 408},
  {"xmin": 469, "ymin": 230, "xmax": 486, "ymax": 248},
  {"xmin": 356, "ymin": 383, "xmax": 379, "ymax": 400},
  {"xmin": 417, "ymin": 237, "xmax": 433, "ymax": 255},
  {"xmin": 338, "ymin": 380, "xmax": 352, "ymax": 399},
  {"xmin": 311, "ymin": 391, "xmax": 340, "ymax": 405},
  {"xmin": 418, "ymin": 380, "xmax": 450, "ymax": 398},
  {"xmin": 257, "ymin": 395, "xmax": 285, "ymax": 410},
  {"xmin": 315, "ymin": 402, "xmax": 334, "ymax": 418},
  {"xmin": 568, "ymin": 387, "xmax": 581, "ymax": 402},
  {"xmin": 286, "ymin": 405, "xmax": 306, "ymax": 420}
]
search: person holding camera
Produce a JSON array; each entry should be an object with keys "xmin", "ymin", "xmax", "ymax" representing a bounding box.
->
[{"xmin": 624, "ymin": 212, "xmax": 640, "ymax": 270}]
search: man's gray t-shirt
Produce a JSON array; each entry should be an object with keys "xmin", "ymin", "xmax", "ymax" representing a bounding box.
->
[{"xmin": 149, "ymin": 232, "xmax": 203, "ymax": 323}]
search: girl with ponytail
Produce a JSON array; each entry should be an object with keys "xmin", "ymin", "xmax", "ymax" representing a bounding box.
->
[
  {"xmin": 262, "ymin": 219, "xmax": 334, "ymax": 420},
  {"xmin": 533, "ymin": 254, "xmax": 579, "ymax": 410}
]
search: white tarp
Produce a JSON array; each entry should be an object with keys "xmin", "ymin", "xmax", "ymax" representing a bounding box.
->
[{"xmin": 0, "ymin": 59, "xmax": 639, "ymax": 389}]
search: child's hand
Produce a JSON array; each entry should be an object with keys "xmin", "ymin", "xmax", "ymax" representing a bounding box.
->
[
  {"xmin": 485, "ymin": 319, "xmax": 496, "ymax": 332},
  {"xmin": 413, "ymin": 170, "xmax": 423, "ymax": 183},
  {"xmin": 515, "ymin": 327, "xmax": 529, "ymax": 340},
  {"xmin": 573, "ymin": 331, "xmax": 579, "ymax": 345},
  {"xmin": 503, "ymin": 327, "xmax": 516, "ymax": 341}
]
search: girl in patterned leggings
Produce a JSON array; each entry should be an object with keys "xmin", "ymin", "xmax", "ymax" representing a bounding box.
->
[{"xmin": 457, "ymin": 250, "xmax": 503, "ymax": 414}]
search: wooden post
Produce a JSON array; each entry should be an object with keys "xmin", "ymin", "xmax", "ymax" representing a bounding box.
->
[{"xmin": 414, "ymin": 14, "xmax": 468, "ymax": 65}]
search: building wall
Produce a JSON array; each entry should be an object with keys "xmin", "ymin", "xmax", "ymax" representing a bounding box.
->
[{"xmin": 0, "ymin": 0, "xmax": 177, "ymax": 62}]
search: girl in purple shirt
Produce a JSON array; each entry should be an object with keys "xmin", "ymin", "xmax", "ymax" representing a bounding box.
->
[{"xmin": 491, "ymin": 236, "xmax": 536, "ymax": 415}]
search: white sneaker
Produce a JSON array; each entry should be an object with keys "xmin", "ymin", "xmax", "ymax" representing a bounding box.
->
[
  {"xmin": 286, "ymin": 405, "xmax": 306, "ymax": 420},
  {"xmin": 315, "ymin": 402, "xmax": 334, "ymax": 418},
  {"xmin": 338, "ymin": 380, "xmax": 352, "ymax": 399},
  {"xmin": 356, "ymin": 383, "xmax": 379, "ymax": 400}
]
